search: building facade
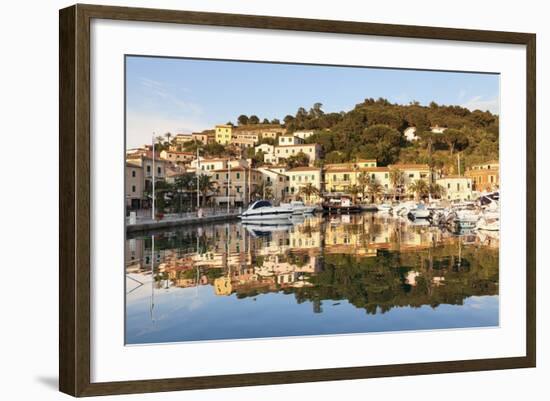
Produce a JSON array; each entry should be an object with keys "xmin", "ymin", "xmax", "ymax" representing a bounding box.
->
[
  {"xmin": 436, "ymin": 176, "xmax": 473, "ymax": 201},
  {"xmin": 159, "ymin": 150, "xmax": 194, "ymax": 164},
  {"xmin": 214, "ymin": 124, "xmax": 233, "ymax": 145},
  {"xmin": 257, "ymin": 167, "xmax": 289, "ymax": 202},
  {"xmin": 286, "ymin": 167, "xmax": 323, "ymax": 202},
  {"xmin": 208, "ymin": 167, "xmax": 263, "ymax": 206},
  {"xmin": 274, "ymin": 143, "xmax": 322, "ymax": 165},
  {"xmin": 465, "ymin": 160, "xmax": 499, "ymax": 192},
  {"xmin": 125, "ymin": 163, "xmax": 144, "ymax": 209}
]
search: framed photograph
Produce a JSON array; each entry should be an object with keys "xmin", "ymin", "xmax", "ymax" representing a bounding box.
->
[{"xmin": 59, "ymin": 4, "xmax": 536, "ymax": 397}]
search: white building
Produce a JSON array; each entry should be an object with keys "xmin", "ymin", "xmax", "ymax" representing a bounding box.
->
[
  {"xmin": 278, "ymin": 134, "xmax": 304, "ymax": 146},
  {"xmin": 436, "ymin": 176, "xmax": 473, "ymax": 201},
  {"xmin": 293, "ymin": 131, "xmax": 315, "ymax": 140}
]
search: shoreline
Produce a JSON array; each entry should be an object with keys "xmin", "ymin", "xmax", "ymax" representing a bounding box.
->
[{"xmin": 126, "ymin": 213, "xmax": 240, "ymax": 234}]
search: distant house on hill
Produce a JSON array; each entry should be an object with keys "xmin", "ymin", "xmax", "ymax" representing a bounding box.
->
[{"xmin": 403, "ymin": 125, "xmax": 448, "ymax": 142}]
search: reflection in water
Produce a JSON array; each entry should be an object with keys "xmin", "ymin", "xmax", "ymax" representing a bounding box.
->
[{"xmin": 125, "ymin": 213, "xmax": 499, "ymax": 344}]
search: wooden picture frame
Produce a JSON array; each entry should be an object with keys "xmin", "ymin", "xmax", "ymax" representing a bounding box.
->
[{"xmin": 59, "ymin": 3, "xmax": 536, "ymax": 397}]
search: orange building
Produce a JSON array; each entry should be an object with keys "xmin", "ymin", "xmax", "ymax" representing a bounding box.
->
[{"xmin": 465, "ymin": 160, "xmax": 499, "ymax": 191}]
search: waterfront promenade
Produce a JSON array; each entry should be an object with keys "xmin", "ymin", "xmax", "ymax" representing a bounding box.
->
[{"xmin": 126, "ymin": 208, "xmax": 240, "ymax": 233}]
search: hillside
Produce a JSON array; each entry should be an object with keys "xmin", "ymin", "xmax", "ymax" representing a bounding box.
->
[{"xmin": 238, "ymin": 98, "xmax": 499, "ymax": 174}]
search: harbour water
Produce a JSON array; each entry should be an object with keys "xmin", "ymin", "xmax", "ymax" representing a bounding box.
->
[{"xmin": 125, "ymin": 213, "xmax": 499, "ymax": 344}]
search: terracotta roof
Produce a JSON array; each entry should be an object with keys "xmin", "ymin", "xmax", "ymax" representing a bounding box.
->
[
  {"xmin": 287, "ymin": 167, "xmax": 321, "ymax": 172},
  {"xmin": 437, "ymin": 175, "xmax": 471, "ymax": 179},
  {"xmin": 388, "ymin": 164, "xmax": 430, "ymax": 170},
  {"xmin": 360, "ymin": 167, "xmax": 390, "ymax": 172},
  {"xmin": 276, "ymin": 144, "xmax": 319, "ymax": 148}
]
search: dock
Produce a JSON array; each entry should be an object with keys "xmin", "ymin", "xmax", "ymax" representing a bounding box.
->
[{"xmin": 126, "ymin": 212, "xmax": 240, "ymax": 233}]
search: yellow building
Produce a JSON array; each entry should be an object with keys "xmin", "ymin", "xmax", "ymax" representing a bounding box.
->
[
  {"xmin": 215, "ymin": 124, "xmax": 233, "ymax": 145},
  {"xmin": 286, "ymin": 167, "xmax": 323, "ymax": 202}
]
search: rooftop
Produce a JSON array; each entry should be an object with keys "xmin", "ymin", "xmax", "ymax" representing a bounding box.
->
[
  {"xmin": 287, "ymin": 167, "xmax": 321, "ymax": 172},
  {"xmin": 275, "ymin": 143, "xmax": 319, "ymax": 148},
  {"xmin": 388, "ymin": 163, "xmax": 431, "ymax": 170}
]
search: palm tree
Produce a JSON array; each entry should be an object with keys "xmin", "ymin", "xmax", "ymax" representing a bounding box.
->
[
  {"xmin": 198, "ymin": 174, "xmax": 215, "ymax": 206},
  {"xmin": 429, "ymin": 183, "xmax": 444, "ymax": 200},
  {"xmin": 174, "ymin": 173, "xmax": 195, "ymax": 212},
  {"xmin": 367, "ymin": 181, "xmax": 383, "ymax": 204},
  {"xmin": 165, "ymin": 132, "xmax": 172, "ymax": 145},
  {"xmin": 408, "ymin": 179, "xmax": 429, "ymax": 201},
  {"xmin": 389, "ymin": 168, "xmax": 404, "ymax": 201},
  {"xmin": 252, "ymin": 180, "xmax": 273, "ymax": 201},
  {"xmin": 298, "ymin": 183, "xmax": 320, "ymax": 203},
  {"xmin": 346, "ymin": 184, "xmax": 361, "ymax": 205},
  {"xmin": 357, "ymin": 172, "xmax": 372, "ymax": 202}
]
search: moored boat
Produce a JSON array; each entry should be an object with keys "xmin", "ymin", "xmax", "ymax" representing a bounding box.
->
[
  {"xmin": 280, "ymin": 200, "xmax": 317, "ymax": 215},
  {"xmin": 240, "ymin": 200, "xmax": 293, "ymax": 221}
]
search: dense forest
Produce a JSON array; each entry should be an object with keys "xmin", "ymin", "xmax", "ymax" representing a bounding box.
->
[{"xmin": 233, "ymin": 98, "xmax": 499, "ymax": 174}]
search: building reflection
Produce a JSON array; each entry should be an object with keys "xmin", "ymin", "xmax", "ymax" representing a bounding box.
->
[{"xmin": 126, "ymin": 214, "xmax": 499, "ymax": 314}]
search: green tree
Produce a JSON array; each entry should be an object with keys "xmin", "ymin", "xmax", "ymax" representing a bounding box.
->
[
  {"xmin": 367, "ymin": 181, "xmax": 384, "ymax": 203},
  {"xmin": 442, "ymin": 129, "xmax": 469, "ymax": 156},
  {"xmin": 357, "ymin": 172, "xmax": 372, "ymax": 202},
  {"xmin": 408, "ymin": 179, "xmax": 429, "ymax": 201},
  {"xmin": 198, "ymin": 174, "xmax": 215, "ymax": 206},
  {"xmin": 389, "ymin": 167, "xmax": 404, "ymax": 200},
  {"xmin": 249, "ymin": 115, "xmax": 260, "ymax": 124},
  {"xmin": 237, "ymin": 115, "xmax": 249, "ymax": 125},
  {"xmin": 286, "ymin": 152, "xmax": 310, "ymax": 169},
  {"xmin": 429, "ymin": 183, "xmax": 444, "ymax": 199},
  {"xmin": 298, "ymin": 183, "xmax": 320, "ymax": 203},
  {"xmin": 346, "ymin": 184, "xmax": 361, "ymax": 204}
]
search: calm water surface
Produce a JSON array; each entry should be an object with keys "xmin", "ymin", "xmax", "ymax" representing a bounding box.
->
[{"xmin": 125, "ymin": 213, "xmax": 499, "ymax": 344}]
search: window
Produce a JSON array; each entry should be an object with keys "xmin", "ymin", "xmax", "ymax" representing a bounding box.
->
[
  {"xmin": 292, "ymin": 176, "xmax": 296, "ymax": 181},
  {"xmin": 456, "ymin": 183, "xmax": 460, "ymax": 190},
  {"xmin": 146, "ymin": 166, "xmax": 151, "ymax": 173},
  {"xmin": 409, "ymin": 173, "xmax": 414, "ymax": 178},
  {"xmin": 131, "ymin": 170, "xmax": 136, "ymax": 177},
  {"xmin": 447, "ymin": 183, "xmax": 451, "ymax": 189},
  {"xmin": 343, "ymin": 174, "xmax": 350, "ymax": 181},
  {"xmin": 215, "ymin": 174, "xmax": 219, "ymax": 180},
  {"xmin": 131, "ymin": 185, "xmax": 136, "ymax": 193},
  {"xmin": 311, "ymin": 175, "xmax": 314, "ymax": 180},
  {"xmin": 157, "ymin": 167, "xmax": 161, "ymax": 175},
  {"xmin": 236, "ymin": 173, "xmax": 240, "ymax": 179}
]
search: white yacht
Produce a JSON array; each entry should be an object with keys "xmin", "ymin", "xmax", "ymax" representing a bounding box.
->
[
  {"xmin": 280, "ymin": 200, "xmax": 317, "ymax": 215},
  {"xmin": 476, "ymin": 214, "xmax": 500, "ymax": 231},
  {"xmin": 240, "ymin": 200, "xmax": 293, "ymax": 221},
  {"xmin": 377, "ymin": 204, "xmax": 393, "ymax": 214},
  {"xmin": 407, "ymin": 203, "xmax": 431, "ymax": 220}
]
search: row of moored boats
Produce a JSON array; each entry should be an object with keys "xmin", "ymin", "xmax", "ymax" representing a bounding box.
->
[{"xmin": 240, "ymin": 192, "xmax": 499, "ymax": 232}]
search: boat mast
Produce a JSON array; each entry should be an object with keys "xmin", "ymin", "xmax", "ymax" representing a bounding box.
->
[{"xmin": 152, "ymin": 133, "xmax": 155, "ymax": 220}]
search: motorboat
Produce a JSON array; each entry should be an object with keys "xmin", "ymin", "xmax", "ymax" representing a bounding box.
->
[
  {"xmin": 376, "ymin": 204, "xmax": 393, "ymax": 214},
  {"xmin": 240, "ymin": 200, "xmax": 293, "ymax": 221},
  {"xmin": 476, "ymin": 215, "xmax": 500, "ymax": 231},
  {"xmin": 392, "ymin": 201, "xmax": 416, "ymax": 217},
  {"xmin": 407, "ymin": 203, "xmax": 431, "ymax": 220},
  {"xmin": 242, "ymin": 220, "xmax": 293, "ymax": 237},
  {"xmin": 280, "ymin": 200, "xmax": 317, "ymax": 215},
  {"xmin": 322, "ymin": 196, "xmax": 361, "ymax": 214}
]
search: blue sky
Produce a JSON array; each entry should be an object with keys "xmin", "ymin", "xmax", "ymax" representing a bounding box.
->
[{"xmin": 126, "ymin": 56, "xmax": 499, "ymax": 148}]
